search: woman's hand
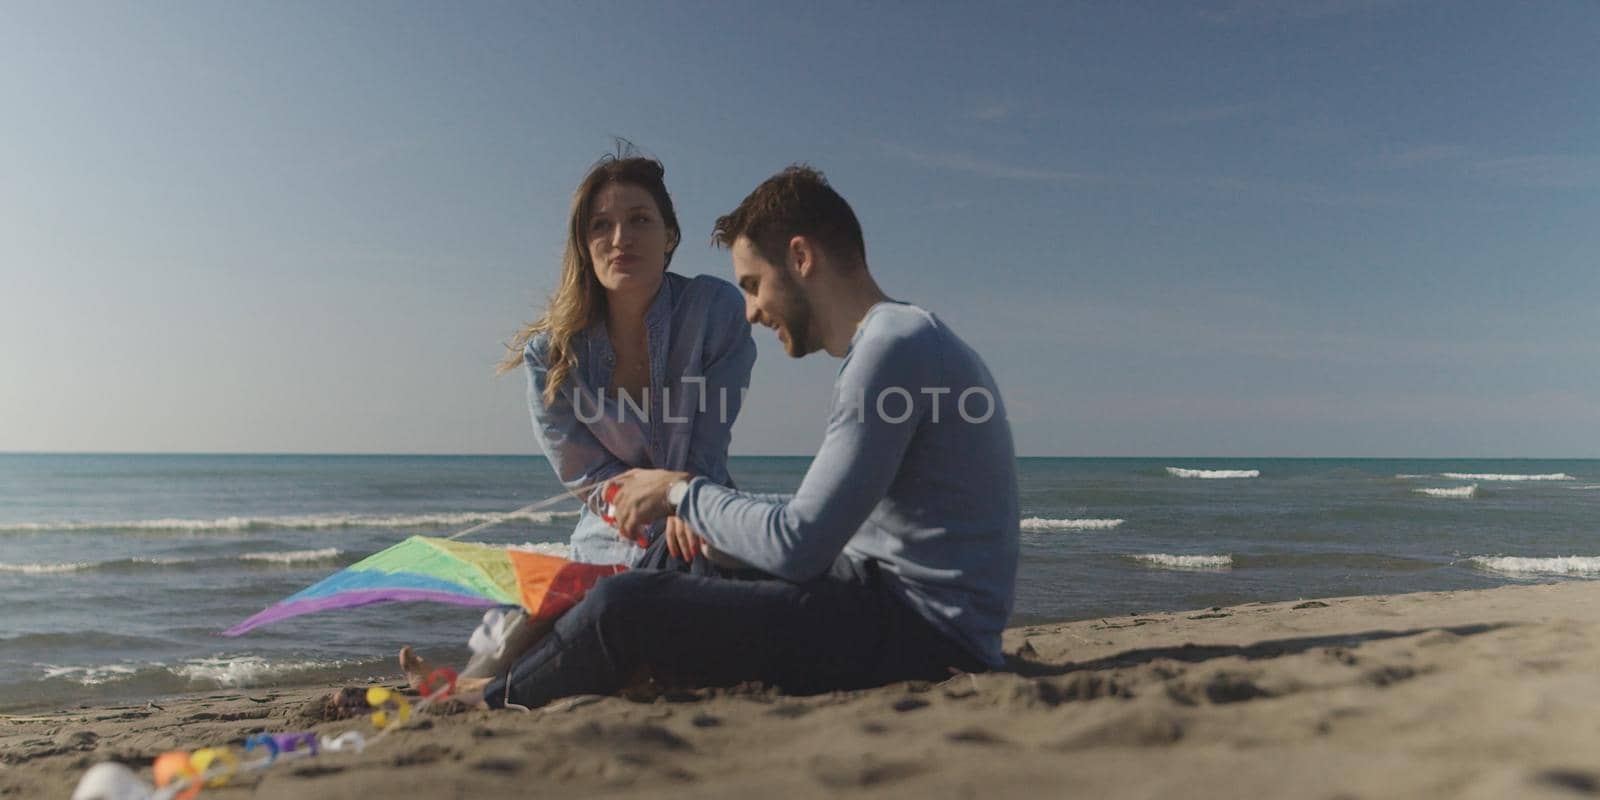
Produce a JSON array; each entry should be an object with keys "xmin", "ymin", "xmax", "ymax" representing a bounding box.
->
[{"xmin": 664, "ymin": 516, "xmax": 703, "ymax": 562}]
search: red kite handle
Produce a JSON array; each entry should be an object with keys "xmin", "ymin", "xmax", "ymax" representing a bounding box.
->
[
  {"xmin": 600, "ymin": 482, "xmax": 621, "ymax": 526},
  {"xmin": 600, "ymin": 482, "xmax": 650, "ymax": 547},
  {"xmin": 419, "ymin": 667, "xmax": 458, "ymax": 700}
]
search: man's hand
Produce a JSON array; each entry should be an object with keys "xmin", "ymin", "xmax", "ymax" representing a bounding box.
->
[
  {"xmin": 663, "ymin": 516, "xmax": 704, "ymax": 562},
  {"xmin": 608, "ymin": 468, "xmax": 690, "ymax": 544}
]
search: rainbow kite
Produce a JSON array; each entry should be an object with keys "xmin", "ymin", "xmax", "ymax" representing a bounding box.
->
[{"xmin": 223, "ymin": 535, "xmax": 625, "ymax": 636}]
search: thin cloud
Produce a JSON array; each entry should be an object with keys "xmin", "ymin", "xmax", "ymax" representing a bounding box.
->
[
  {"xmin": 1201, "ymin": 175, "xmax": 1432, "ymax": 212},
  {"xmin": 971, "ymin": 288, "xmax": 1600, "ymax": 367},
  {"xmin": 1078, "ymin": 388, "xmax": 1600, "ymax": 427},
  {"xmin": 1363, "ymin": 144, "xmax": 1471, "ymax": 170},
  {"xmin": 1357, "ymin": 146, "xmax": 1599, "ymax": 187},
  {"xmin": 1469, "ymin": 155, "xmax": 1600, "ymax": 188},
  {"xmin": 971, "ymin": 103, "xmax": 1011, "ymax": 121},
  {"xmin": 881, "ymin": 141, "xmax": 1505, "ymax": 209},
  {"xmin": 1276, "ymin": 115, "xmax": 1363, "ymax": 148},
  {"xmin": 1146, "ymin": 103, "xmax": 1258, "ymax": 126},
  {"xmin": 1198, "ymin": 0, "xmax": 1406, "ymax": 24},
  {"xmin": 880, "ymin": 142, "xmax": 1098, "ymax": 183}
]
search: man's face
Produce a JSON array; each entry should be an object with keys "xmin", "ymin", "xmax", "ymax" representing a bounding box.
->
[{"xmin": 731, "ymin": 237, "xmax": 816, "ymax": 358}]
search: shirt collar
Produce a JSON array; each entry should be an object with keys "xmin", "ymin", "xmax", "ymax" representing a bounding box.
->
[{"xmin": 585, "ymin": 273, "xmax": 679, "ymax": 371}]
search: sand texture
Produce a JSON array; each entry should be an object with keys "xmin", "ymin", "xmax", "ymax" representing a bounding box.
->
[{"xmin": 10, "ymin": 580, "xmax": 1600, "ymax": 799}]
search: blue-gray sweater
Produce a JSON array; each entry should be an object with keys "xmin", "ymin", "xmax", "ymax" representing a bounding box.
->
[{"xmin": 680, "ymin": 302, "xmax": 1019, "ymax": 668}]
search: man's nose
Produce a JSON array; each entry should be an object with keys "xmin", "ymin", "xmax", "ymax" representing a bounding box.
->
[{"xmin": 744, "ymin": 295, "xmax": 760, "ymax": 326}]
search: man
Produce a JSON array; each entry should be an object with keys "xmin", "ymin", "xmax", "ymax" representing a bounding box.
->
[{"xmin": 479, "ymin": 166, "xmax": 1019, "ymax": 709}]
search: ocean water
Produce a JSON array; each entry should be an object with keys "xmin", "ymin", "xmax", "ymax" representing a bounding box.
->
[{"xmin": 2, "ymin": 454, "xmax": 1597, "ymax": 711}]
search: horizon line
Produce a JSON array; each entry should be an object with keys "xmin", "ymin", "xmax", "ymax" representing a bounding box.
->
[{"xmin": 2, "ymin": 451, "xmax": 1595, "ymax": 460}]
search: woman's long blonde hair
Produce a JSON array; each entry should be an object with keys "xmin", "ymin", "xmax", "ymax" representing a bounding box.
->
[{"xmin": 498, "ymin": 152, "xmax": 681, "ymax": 408}]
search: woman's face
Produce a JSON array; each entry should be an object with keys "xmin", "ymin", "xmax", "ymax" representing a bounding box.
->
[{"xmin": 586, "ymin": 182, "xmax": 677, "ymax": 294}]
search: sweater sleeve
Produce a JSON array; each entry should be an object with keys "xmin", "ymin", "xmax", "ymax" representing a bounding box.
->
[{"xmin": 679, "ymin": 322, "xmax": 935, "ymax": 581}]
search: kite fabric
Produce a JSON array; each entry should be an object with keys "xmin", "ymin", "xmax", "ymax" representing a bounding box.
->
[{"xmin": 223, "ymin": 535, "xmax": 626, "ymax": 636}]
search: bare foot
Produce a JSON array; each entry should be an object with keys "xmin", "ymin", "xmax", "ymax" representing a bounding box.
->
[{"xmin": 398, "ymin": 645, "xmax": 432, "ymax": 690}]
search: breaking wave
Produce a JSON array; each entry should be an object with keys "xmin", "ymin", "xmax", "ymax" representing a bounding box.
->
[
  {"xmin": 237, "ymin": 548, "xmax": 344, "ymax": 565},
  {"xmin": 1441, "ymin": 473, "xmax": 1573, "ymax": 482},
  {"xmin": 1413, "ymin": 485, "xmax": 1478, "ymax": 499},
  {"xmin": 0, "ymin": 549, "xmax": 346, "ymax": 576},
  {"xmin": 0, "ymin": 561, "xmax": 95, "ymax": 575},
  {"xmin": 0, "ymin": 509, "xmax": 582, "ymax": 534},
  {"xmin": 1165, "ymin": 467, "xmax": 1260, "ymax": 479},
  {"xmin": 510, "ymin": 541, "xmax": 574, "ymax": 558},
  {"xmin": 1465, "ymin": 556, "xmax": 1600, "ymax": 577},
  {"xmin": 1130, "ymin": 553, "xmax": 1233, "ymax": 570},
  {"xmin": 38, "ymin": 664, "xmax": 140, "ymax": 686},
  {"xmin": 38, "ymin": 655, "xmax": 363, "ymax": 689},
  {"xmin": 169, "ymin": 656, "xmax": 355, "ymax": 687},
  {"xmin": 1021, "ymin": 518, "xmax": 1125, "ymax": 532}
]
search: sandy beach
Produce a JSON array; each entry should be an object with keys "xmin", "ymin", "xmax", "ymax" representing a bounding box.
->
[{"xmin": 12, "ymin": 580, "xmax": 1600, "ymax": 799}]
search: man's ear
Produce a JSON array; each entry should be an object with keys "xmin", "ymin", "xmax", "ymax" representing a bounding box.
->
[
  {"xmin": 666, "ymin": 229, "xmax": 681, "ymax": 254},
  {"xmin": 789, "ymin": 235, "xmax": 816, "ymax": 279}
]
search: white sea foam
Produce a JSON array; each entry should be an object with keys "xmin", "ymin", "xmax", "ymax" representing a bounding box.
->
[
  {"xmin": 1021, "ymin": 518, "xmax": 1125, "ymax": 532},
  {"xmin": 38, "ymin": 664, "xmax": 139, "ymax": 685},
  {"xmin": 1, "ymin": 551, "xmax": 342, "ymax": 574},
  {"xmin": 1166, "ymin": 467, "xmax": 1260, "ymax": 479},
  {"xmin": 1131, "ymin": 553, "xmax": 1233, "ymax": 570},
  {"xmin": 1, "ymin": 557, "xmax": 195, "ymax": 575},
  {"xmin": 1466, "ymin": 556, "xmax": 1600, "ymax": 577},
  {"xmin": 37, "ymin": 656, "xmax": 354, "ymax": 688},
  {"xmin": 238, "ymin": 548, "xmax": 343, "ymax": 565},
  {"xmin": 1394, "ymin": 474, "xmax": 1430, "ymax": 479},
  {"xmin": 1414, "ymin": 485, "xmax": 1478, "ymax": 499},
  {"xmin": 131, "ymin": 556, "xmax": 198, "ymax": 566},
  {"xmin": 0, "ymin": 561, "xmax": 93, "ymax": 575},
  {"xmin": 170, "ymin": 656, "xmax": 347, "ymax": 687},
  {"xmin": 510, "ymin": 541, "xmax": 574, "ymax": 558},
  {"xmin": 0, "ymin": 509, "xmax": 583, "ymax": 534},
  {"xmin": 1441, "ymin": 473, "xmax": 1574, "ymax": 482}
]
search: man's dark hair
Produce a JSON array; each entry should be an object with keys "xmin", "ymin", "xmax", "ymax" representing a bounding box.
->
[{"xmin": 711, "ymin": 165, "xmax": 866, "ymax": 269}]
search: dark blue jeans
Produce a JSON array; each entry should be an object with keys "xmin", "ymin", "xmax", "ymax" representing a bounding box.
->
[
  {"xmin": 629, "ymin": 528, "xmax": 769, "ymax": 579},
  {"xmin": 483, "ymin": 556, "xmax": 984, "ymax": 709}
]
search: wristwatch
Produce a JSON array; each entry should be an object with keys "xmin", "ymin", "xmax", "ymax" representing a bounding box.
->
[{"xmin": 667, "ymin": 478, "xmax": 691, "ymax": 511}]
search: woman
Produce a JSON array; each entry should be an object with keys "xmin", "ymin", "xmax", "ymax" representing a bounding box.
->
[
  {"xmin": 377, "ymin": 152, "xmax": 755, "ymax": 711},
  {"xmin": 502, "ymin": 152, "xmax": 756, "ymax": 566}
]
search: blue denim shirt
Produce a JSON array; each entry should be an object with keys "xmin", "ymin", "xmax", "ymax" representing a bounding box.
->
[{"xmin": 524, "ymin": 272, "xmax": 756, "ymax": 565}]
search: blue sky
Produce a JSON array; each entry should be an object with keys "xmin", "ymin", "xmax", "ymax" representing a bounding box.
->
[{"xmin": 2, "ymin": 1, "xmax": 1596, "ymax": 456}]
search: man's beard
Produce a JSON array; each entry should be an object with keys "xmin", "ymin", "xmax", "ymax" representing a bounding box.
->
[{"xmin": 774, "ymin": 272, "xmax": 816, "ymax": 358}]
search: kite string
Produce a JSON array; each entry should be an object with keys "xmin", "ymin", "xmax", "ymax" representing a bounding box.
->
[{"xmin": 444, "ymin": 481, "xmax": 604, "ymax": 541}]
